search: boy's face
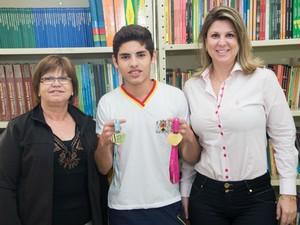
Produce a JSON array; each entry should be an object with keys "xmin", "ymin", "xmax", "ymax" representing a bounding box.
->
[{"xmin": 113, "ymin": 40, "xmax": 155, "ymax": 88}]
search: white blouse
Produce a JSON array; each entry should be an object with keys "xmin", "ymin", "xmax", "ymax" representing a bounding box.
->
[{"xmin": 181, "ymin": 63, "xmax": 298, "ymax": 196}]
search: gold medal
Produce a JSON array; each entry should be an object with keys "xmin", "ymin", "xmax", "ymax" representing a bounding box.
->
[{"xmin": 167, "ymin": 133, "xmax": 182, "ymax": 146}]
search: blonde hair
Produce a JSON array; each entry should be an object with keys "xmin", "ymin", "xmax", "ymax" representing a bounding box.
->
[{"xmin": 198, "ymin": 6, "xmax": 263, "ymax": 75}]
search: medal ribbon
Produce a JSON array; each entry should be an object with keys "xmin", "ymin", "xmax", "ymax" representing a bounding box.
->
[
  {"xmin": 168, "ymin": 118, "xmax": 181, "ymax": 184},
  {"xmin": 112, "ymin": 120, "xmax": 122, "ymax": 187}
]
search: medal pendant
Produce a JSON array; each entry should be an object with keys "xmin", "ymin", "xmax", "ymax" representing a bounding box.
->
[
  {"xmin": 112, "ymin": 132, "xmax": 126, "ymax": 145},
  {"xmin": 167, "ymin": 133, "xmax": 183, "ymax": 146}
]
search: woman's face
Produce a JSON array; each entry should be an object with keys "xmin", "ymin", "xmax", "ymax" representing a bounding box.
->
[
  {"xmin": 205, "ymin": 19, "xmax": 239, "ymax": 67},
  {"xmin": 39, "ymin": 68, "xmax": 73, "ymax": 106}
]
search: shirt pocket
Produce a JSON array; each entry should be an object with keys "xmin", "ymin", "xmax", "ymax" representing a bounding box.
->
[{"xmin": 225, "ymin": 96, "xmax": 266, "ymax": 131}]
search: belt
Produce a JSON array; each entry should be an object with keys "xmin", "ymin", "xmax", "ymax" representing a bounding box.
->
[
  {"xmin": 84, "ymin": 221, "xmax": 92, "ymax": 225},
  {"xmin": 195, "ymin": 172, "xmax": 271, "ymax": 193}
]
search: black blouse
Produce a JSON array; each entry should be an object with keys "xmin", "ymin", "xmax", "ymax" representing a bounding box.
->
[{"xmin": 52, "ymin": 127, "xmax": 91, "ymax": 225}]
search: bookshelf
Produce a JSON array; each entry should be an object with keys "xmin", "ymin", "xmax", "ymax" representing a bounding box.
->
[
  {"xmin": 0, "ymin": 0, "xmax": 156, "ymax": 122},
  {"xmin": 156, "ymin": 0, "xmax": 300, "ymax": 115},
  {"xmin": 0, "ymin": 3, "xmax": 299, "ymax": 117}
]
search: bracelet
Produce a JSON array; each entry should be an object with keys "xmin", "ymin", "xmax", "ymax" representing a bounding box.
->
[{"xmin": 280, "ymin": 195, "xmax": 297, "ymax": 201}]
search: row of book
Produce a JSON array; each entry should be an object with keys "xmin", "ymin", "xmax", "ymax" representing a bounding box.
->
[
  {"xmin": 0, "ymin": 0, "xmax": 148, "ymax": 48},
  {"xmin": 165, "ymin": 0, "xmax": 300, "ymax": 44},
  {"xmin": 0, "ymin": 61, "xmax": 120, "ymax": 121},
  {"xmin": 89, "ymin": 0, "xmax": 147, "ymax": 47},
  {"xmin": 268, "ymin": 65, "xmax": 300, "ymax": 110},
  {"xmin": 75, "ymin": 61, "xmax": 121, "ymax": 117},
  {"xmin": 0, "ymin": 8, "xmax": 93, "ymax": 48},
  {"xmin": 166, "ymin": 65, "xmax": 300, "ymax": 111},
  {"xmin": 166, "ymin": 68, "xmax": 192, "ymax": 90}
]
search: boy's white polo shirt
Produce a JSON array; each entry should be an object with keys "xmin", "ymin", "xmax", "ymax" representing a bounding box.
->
[{"xmin": 96, "ymin": 80, "xmax": 189, "ymax": 210}]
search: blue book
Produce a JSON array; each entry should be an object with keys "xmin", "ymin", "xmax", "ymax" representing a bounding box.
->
[
  {"xmin": 83, "ymin": 64, "xmax": 93, "ymax": 116},
  {"xmin": 243, "ymin": 0, "xmax": 248, "ymax": 26},
  {"xmin": 112, "ymin": 64, "xmax": 120, "ymax": 89},
  {"xmin": 89, "ymin": 0, "xmax": 101, "ymax": 46},
  {"xmin": 95, "ymin": 0, "xmax": 106, "ymax": 46},
  {"xmin": 85, "ymin": 8, "xmax": 93, "ymax": 47}
]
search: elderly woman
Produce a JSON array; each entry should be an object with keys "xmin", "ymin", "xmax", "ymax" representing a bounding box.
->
[{"xmin": 0, "ymin": 55, "xmax": 108, "ymax": 225}]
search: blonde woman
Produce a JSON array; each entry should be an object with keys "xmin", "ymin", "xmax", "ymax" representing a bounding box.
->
[{"xmin": 180, "ymin": 6, "xmax": 298, "ymax": 225}]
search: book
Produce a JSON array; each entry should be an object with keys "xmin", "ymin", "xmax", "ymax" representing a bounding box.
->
[
  {"xmin": 125, "ymin": 0, "xmax": 135, "ymax": 25},
  {"xmin": 102, "ymin": 0, "xmax": 116, "ymax": 46},
  {"xmin": 114, "ymin": 0, "xmax": 126, "ymax": 31},
  {"xmin": 4, "ymin": 64, "xmax": 19, "ymax": 119},
  {"xmin": 0, "ymin": 65, "xmax": 10, "ymax": 120},
  {"xmin": 13, "ymin": 64, "xmax": 27, "ymax": 115},
  {"xmin": 21, "ymin": 64, "xmax": 34, "ymax": 111}
]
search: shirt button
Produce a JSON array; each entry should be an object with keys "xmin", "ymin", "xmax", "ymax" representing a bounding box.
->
[
  {"xmin": 225, "ymin": 176, "xmax": 229, "ymax": 179},
  {"xmin": 220, "ymin": 132, "xmax": 224, "ymax": 136},
  {"xmin": 217, "ymin": 104, "xmax": 220, "ymax": 108},
  {"xmin": 223, "ymin": 146, "xmax": 226, "ymax": 150},
  {"xmin": 224, "ymin": 154, "xmax": 227, "ymax": 157},
  {"xmin": 218, "ymin": 124, "xmax": 221, "ymax": 128},
  {"xmin": 225, "ymin": 168, "xmax": 228, "ymax": 172}
]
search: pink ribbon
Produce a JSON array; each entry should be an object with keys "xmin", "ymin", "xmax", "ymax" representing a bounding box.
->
[{"xmin": 169, "ymin": 118, "xmax": 180, "ymax": 184}]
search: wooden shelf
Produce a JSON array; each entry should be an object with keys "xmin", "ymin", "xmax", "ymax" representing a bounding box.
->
[
  {"xmin": 0, "ymin": 47, "xmax": 114, "ymax": 64},
  {"xmin": 0, "ymin": 121, "xmax": 8, "ymax": 128},
  {"xmin": 252, "ymin": 39, "xmax": 300, "ymax": 47},
  {"xmin": 292, "ymin": 111, "xmax": 300, "ymax": 117},
  {"xmin": 165, "ymin": 43, "xmax": 200, "ymax": 51}
]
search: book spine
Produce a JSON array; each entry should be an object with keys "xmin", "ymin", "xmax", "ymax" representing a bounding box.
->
[
  {"xmin": 21, "ymin": 64, "xmax": 34, "ymax": 111},
  {"xmin": 13, "ymin": 64, "xmax": 27, "ymax": 115},
  {"xmin": 114, "ymin": 0, "xmax": 126, "ymax": 31},
  {"xmin": 0, "ymin": 65, "xmax": 11, "ymax": 120},
  {"xmin": 103, "ymin": 0, "xmax": 116, "ymax": 46},
  {"xmin": 4, "ymin": 64, "xmax": 19, "ymax": 119}
]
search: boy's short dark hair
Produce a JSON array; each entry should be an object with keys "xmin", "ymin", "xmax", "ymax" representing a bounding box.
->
[{"xmin": 113, "ymin": 25, "xmax": 154, "ymax": 60}]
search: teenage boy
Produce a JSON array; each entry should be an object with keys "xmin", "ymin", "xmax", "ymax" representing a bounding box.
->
[{"xmin": 95, "ymin": 25, "xmax": 196, "ymax": 225}]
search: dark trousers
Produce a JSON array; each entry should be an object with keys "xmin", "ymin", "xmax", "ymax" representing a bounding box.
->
[
  {"xmin": 189, "ymin": 173, "xmax": 277, "ymax": 225},
  {"xmin": 108, "ymin": 201, "xmax": 184, "ymax": 225}
]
